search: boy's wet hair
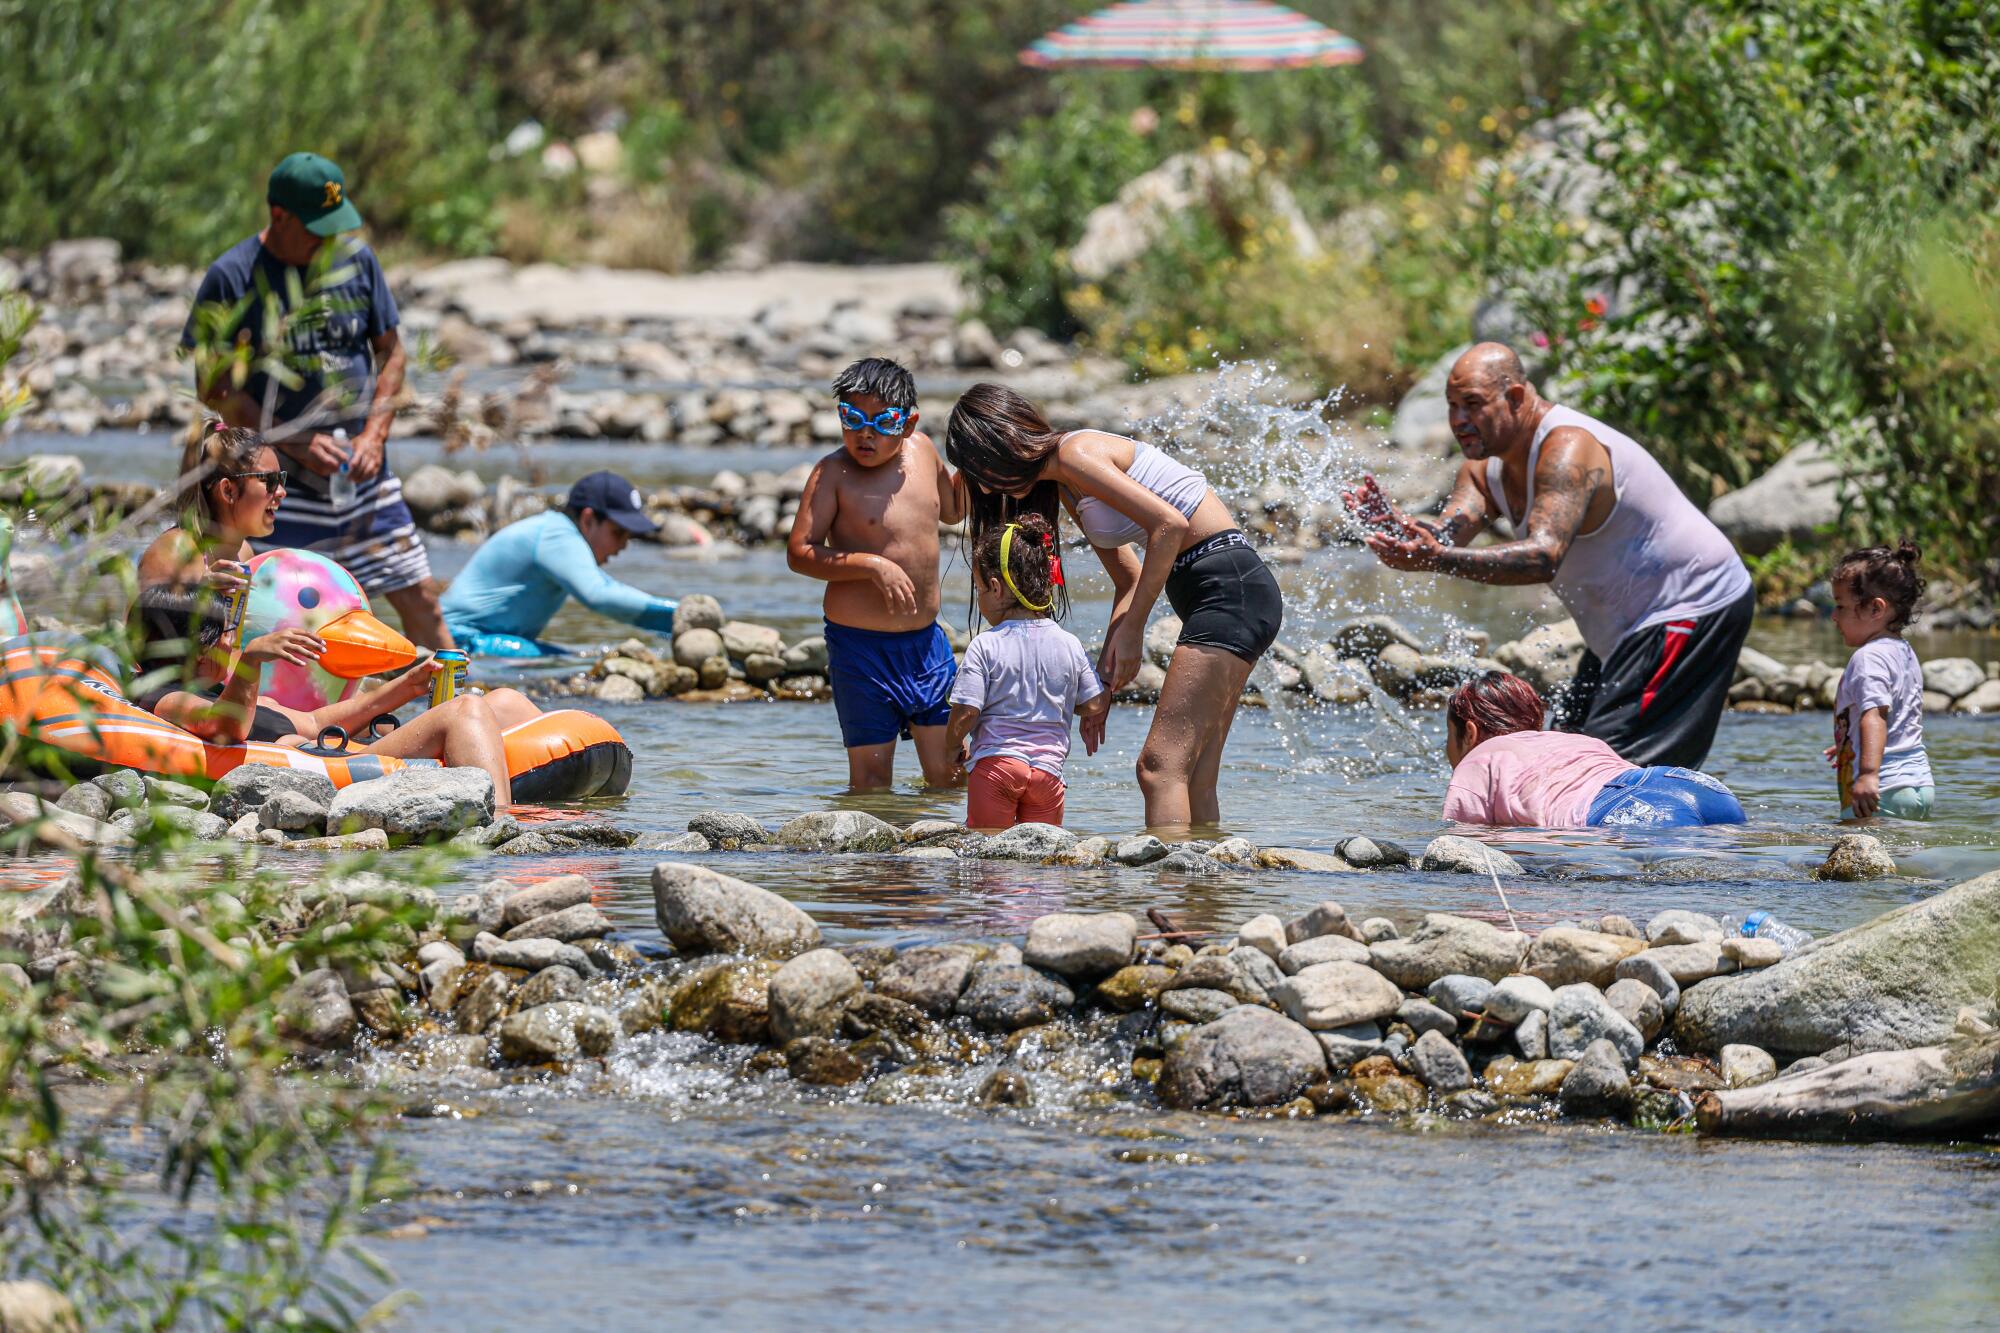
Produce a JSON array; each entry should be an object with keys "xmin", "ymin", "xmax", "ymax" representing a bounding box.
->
[
  {"xmin": 971, "ymin": 511, "xmax": 1067, "ymax": 619},
  {"xmin": 1834, "ymin": 539, "xmax": 1925, "ymax": 632},
  {"xmin": 832, "ymin": 357, "xmax": 917, "ymax": 411}
]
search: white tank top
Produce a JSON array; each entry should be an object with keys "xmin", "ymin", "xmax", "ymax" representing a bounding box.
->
[
  {"xmin": 1062, "ymin": 435, "xmax": 1209, "ymax": 548},
  {"xmin": 1485, "ymin": 404, "xmax": 1750, "ymax": 659}
]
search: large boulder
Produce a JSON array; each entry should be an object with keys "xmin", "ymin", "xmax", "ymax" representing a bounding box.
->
[
  {"xmin": 1707, "ymin": 438, "xmax": 1843, "ymax": 556},
  {"xmin": 326, "ymin": 768, "xmax": 495, "ymax": 841},
  {"xmin": 1493, "ymin": 620, "xmax": 1586, "ymax": 696},
  {"xmin": 1674, "ymin": 868, "xmax": 2000, "ymax": 1058},
  {"xmin": 1069, "ymin": 148, "xmax": 1317, "ymax": 282},
  {"xmin": 1160, "ymin": 1005, "xmax": 1327, "ymax": 1110},
  {"xmin": 1921, "ymin": 658, "xmax": 1985, "ymax": 702},
  {"xmin": 651, "ymin": 862, "xmax": 820, "ymax": 959},
  {"xmin": 1369, "ymin": 913, "xmax": 1528, "ymax": 991}
]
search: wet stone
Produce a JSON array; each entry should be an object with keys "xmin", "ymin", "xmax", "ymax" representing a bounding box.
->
[
  {"xmin": 842, "ymin": 992, "xmax": 937, "ymax": 1042},
  {"xmin": 1559, "ymin": 1038, "xmax": 1635, "ymax": 1119},
  {"xmin": 1353, "ymin": 1070, "xmax": 1428, "ymax": 1114},
  {"xmin": 487, "ymin": 937, "xmax": 594, "ymax": 975},
  {"xmin": 876, "ymin": 944, "xmax": 980, "ymax": 1016},
  {"xmin": 1023, "ymin": 911, "xmax": 1137, "ymax": 981},
  {"xmin": 652, "ymin": 861, "xmax": 820, "ymax": 959},
  {"xmin": 976, "ymin": 1068, "xmax": 1035, "ymax": 1108},
  {"xmin": 774, "ymin": 809, "xmax": 899, "ymax": 853},
  {"xmin": 1315, "ymin": 1022, "xmax": 1386, "ymax": 1071},
  {"xmin": 767, "ymin": 948, "xmax": 863, "ymax": 1045},
  {"xmin": 1444, "ymin": 1088, "xmax": 1500, "ymax": 1118},
  {"xmin": 1408, "ymin": 1029, "xmax": 1473, "ymax": 1093},
  {"xmin": 452, "ymin": 971, "xmax": 515, "ymax": 1036},
  {"xmin": 1277, "ymin": 934, "xmax": 1371, "ymax": 974},
  {"xmin": 1283, "ymin": 901, "xmax": 1355, "ymax": 946},
  {"xmin": 1094, "ymin": 964, "xmax": 1176, "ymax": 1013},
  {"xmin": 503, "ymin": 902, "xmax": 613, "ymax": 944},
  {"xmin": 968, "ymin": 822, "xmax": 1077, "ymax": 862},
  {"xmin": 785, "ymin": 1036, "xmax": 866, "ymax": 1086},
  {"xmin": 1817, "ymin": 833, "xmax": 1897, "ymax": 882},
  {"xmin": 835, "ymin": 943, "xmax": 897, "ymax": 982},
  {"xmin": 1160, "ymin": 1006, "xmax": 1327, "ymax": 1111},
  {"xmin": 501, "ymin": 874, "xmax": 594, "ymax": 928},
  {"xmin": 515, "ymin": 965, "xmax": 583, "ymax": 1009},
  {"xmin": 1371, "ymin": 914, "xmax": 1528, "ymax": 991},
  {"xmin": 1639, "ymin": 1055, "xmax": 1723, "ymax": 1094},
  {"xmin": 1160, "ymin": 988, "xmax": 1239, "ymax": 1024},
  {"xmin": 1396, "ymin": 998, "xmax": 1458, "ymax": 1038},
  {"xmin": 1427, "ymin": 974, "xmax": 1497, "ymax": 1019},
  {"xmin": 1484, "ymin": 1056, "xmax": 1575, "ymax": 1098},
  {"xmin": 1419, "ymin": 835, "xmax": 1523, "ymax": 876},
  {"xmin": 1335, "ymin": 835, "xmax": 1411, "ymax": 868},
  {"xmin": 671, "ymin": 960, "xmax": 780, "ymax": 1044},
  {"xmin": 954, "ymin": 963, "xmax": 1075, "ymax": 1032},
  {"xmin": 1646, "ymin": 909, "xmax": 1725, "ymax": 946},
  {"xmin": 1112, "ymin": 834, "xmax": 1170, "ymax": 865}
]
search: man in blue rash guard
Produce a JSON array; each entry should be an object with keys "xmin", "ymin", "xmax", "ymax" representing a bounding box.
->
[{"xmin": 440, "ymin": 472, "xmax": 677, "ymax": 657}]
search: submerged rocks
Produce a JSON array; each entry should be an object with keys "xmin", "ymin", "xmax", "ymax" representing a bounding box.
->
[
  {"xmin": 688, "ymin": 810, "xmax": 768, "ymax": 849},
  {"xmin": 651, "ymin": 861, "xmax": 821, "ymax": 959},
  {"xmin": 498, "ymin": 1002, "xmax": 617, "ymax": 1063},
  {"xmin": 1676, "ymin": 867, "xmax": 2000, "ymax": 1058},
  {"xmin": 1369, "ymin": 914, "xmax": 1529, "ymax": 991},
  {"xmin": 1160, "ymin": 1006, "xmax": 1327, "ymax": 1111},
  {"xmin": 954, "ymin": 962, "xmax": 1075, "ymax": 1032},
  {"xmin": 775, "ymin": 809, "xmax": 899, "ymax": 853},
  {"xmin": 968, "ymin": 822, "xmax": 1078, "ymax": 862},
  {"xmin": 1024, "ymin": 912, "xmax": 1138, "ymax": 982}
]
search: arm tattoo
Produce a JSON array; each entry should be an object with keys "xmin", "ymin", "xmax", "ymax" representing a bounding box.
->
[
  {"xmin": 1434, "ymin": 445, "xmax": 1602, "ymax": 585},
  {"xmin": 1417, "ymin": 473, "xmax": 1493, "ymax": 548}
]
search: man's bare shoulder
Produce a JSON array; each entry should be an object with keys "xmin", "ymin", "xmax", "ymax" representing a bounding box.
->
[{"xmin": 1535, "ymin": 426, "xmax": 1612, "ymax": 485}]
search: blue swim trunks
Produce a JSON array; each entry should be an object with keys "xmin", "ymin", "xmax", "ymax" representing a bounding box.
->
[
  {"xmin": 824, "ymin": 620, "xmax": 956, "ymax": 749},
  {"xmin": 1587, "ymin": 765, "xmax": 1747, "ymax": 828}
]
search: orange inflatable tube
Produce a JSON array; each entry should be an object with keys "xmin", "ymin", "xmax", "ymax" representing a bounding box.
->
[{"xmin": 0, "ymin": 641, "xmax": 631, "ymax": 801}]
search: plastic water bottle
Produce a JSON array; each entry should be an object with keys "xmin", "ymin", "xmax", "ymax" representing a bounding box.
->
[
  {"xmin": 327, "ymin": 428, "xmax": 356, "ymax": 508},
  {"xmin": 1722, "ymin": 910, "xmax": 1812, "ymax": 955}
]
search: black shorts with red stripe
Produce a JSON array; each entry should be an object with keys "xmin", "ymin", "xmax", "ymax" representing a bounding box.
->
[{"xmin": 1550, "ymin": 588, "xmax": 1755, "ymax": 769}]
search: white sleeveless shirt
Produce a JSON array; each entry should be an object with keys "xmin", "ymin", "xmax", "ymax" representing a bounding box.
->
[
  {"xmin": 1485, "ymin": 404, "xmax": 1750, "ymax": 659},
  {"xmin": 1062, "ymin": 435, "xmax": 1209, "ymax": 549}
]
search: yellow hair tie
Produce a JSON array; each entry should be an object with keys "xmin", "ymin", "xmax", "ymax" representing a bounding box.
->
[{"xmin": 999, "ymin": 524, "xmax": 1051, "ymax": 612}]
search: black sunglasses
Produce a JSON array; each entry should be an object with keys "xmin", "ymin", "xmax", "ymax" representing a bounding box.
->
[{"xmin": 223, "ymin": 469, "xmax": 288, "ymax": 490}]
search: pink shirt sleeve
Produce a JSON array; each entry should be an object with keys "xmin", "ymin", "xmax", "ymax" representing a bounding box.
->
[{"xmin": 1442, "ymin": 751, "xmax": 1496, "ymax": 824}]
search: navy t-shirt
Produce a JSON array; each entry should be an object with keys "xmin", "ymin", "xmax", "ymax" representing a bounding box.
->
[{"xmin": 181, "ymin": 234, "xmax": 399, "ymax": 456}]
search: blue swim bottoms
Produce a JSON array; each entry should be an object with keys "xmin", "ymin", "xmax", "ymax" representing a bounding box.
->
[
  {"xmin": 1587, "ymin": 765, "xmax": 1747, "ymax": 828},
  {"xmin": 824, "ymin": 620, "xmax": 956, "ymax": 749},
  {"xmin": 455, "ymin": 628, "xmax": 571, "ymax": 659}
]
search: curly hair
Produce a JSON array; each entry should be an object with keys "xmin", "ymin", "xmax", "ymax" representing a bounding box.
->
[
  {"xmin": 971, "ymin": 511, "xmax": 1066, "ymax": 618},
  {"xmin": 1833, "ymin": 539, "xmax": 1925, "ymax": 632}
]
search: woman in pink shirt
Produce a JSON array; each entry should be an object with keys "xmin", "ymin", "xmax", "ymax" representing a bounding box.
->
[{"xmin": 1443, "ymin": 672, "xmax": 1745, "ymax": 828}]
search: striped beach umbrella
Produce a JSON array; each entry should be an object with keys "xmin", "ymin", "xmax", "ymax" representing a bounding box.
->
[{"xmin": 1021, "ymin": 0, "xmax": 1363, "ymax": 71}]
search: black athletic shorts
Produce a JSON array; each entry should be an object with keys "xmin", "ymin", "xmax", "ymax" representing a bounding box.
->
[
  {"xmin": 1550, "ymin": 587, "xmax": 1755, "ymax": 769},
  {"xmin": 1163, "ymin": 531, "xmax": 1284, "ymax": 665}
]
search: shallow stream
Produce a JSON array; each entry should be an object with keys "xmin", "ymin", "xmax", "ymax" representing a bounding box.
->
[{"xmin": 28, "ymin": 429, "xmax": 2000, "ymax": 1325}]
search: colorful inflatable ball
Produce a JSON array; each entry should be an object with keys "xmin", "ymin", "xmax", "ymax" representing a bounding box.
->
[{"xmin": 238, "ymin": 550, "xmax": 416, "ymax": 710}]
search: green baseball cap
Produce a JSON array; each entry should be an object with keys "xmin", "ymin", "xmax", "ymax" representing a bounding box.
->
[{"xmin": 267, "ymin": 151, "xmax": 363, "ymax": 236}]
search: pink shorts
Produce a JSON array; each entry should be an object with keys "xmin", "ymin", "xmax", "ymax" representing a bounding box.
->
[{"xmin": 966, "ymin": 755, "xmax": 1065, "ymax": 831}]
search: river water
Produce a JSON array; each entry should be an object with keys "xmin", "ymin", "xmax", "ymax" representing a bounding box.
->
[{"xmin": 25, "ymin": 428, "xmax": 2000, "ymax": 1327}]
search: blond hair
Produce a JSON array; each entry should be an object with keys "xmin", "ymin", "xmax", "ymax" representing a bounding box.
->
[{"xmin": 174, "ymin": 420, "xmax": 270, "ymax": 540}]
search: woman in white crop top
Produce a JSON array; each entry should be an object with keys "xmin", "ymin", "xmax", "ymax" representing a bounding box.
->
[{"xmin": 944, "ymin": 382, "xmax": 1284, "ymax": 829}]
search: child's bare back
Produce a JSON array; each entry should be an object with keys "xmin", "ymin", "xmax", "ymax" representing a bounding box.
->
[{"xmin": 792, "ymin": 429, "xmax": 959, "ymax": 633}]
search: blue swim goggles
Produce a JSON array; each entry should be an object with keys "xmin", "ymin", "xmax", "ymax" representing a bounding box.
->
[{"xmin": 836, "ymin": 401, "xmax": 911, "ymax": 435}]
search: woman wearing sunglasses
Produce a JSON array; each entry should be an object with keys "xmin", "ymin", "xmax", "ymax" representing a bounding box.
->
[
  {"xmin": 130, "ymin": 422, "xmax": 536, "ymax": 801},
  {"xmin": 944, "ymin": 383, "xmax": 1283, "ymax": 831}
]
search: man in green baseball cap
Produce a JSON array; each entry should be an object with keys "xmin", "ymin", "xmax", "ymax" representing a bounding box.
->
[
  {"xmin": 181, "ymin": 151, "xmax": 453, "ymax": 649},
  {"xmin": 266, "ymin": 150, "xmax": 364, "ymax": 237}
]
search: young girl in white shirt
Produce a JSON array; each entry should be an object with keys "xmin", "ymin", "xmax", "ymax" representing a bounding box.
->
[{"xmin": 1827, "ymin": 540, "xmax": 1934, "ymax": 820}]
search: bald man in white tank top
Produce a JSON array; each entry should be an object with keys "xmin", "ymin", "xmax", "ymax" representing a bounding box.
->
[{"xmin": 1344, "ymin": 342, "xmax": 1753, "ymax": 768}]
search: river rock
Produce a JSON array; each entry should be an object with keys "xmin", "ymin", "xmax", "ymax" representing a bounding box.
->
[
  {"xmin": 1817, "ymin": 833, "xmax": 1897, "ymax": 881},
  {"xmin": 652, "ymin": 861, "xmax": 821, "ymax": 958},
  {"xmin": 1370, "ymin": 914, "xmax": 1528, "ymax": 990},
  {"xmin": 1921, "ymin": 657, "xmax": 1985, "ymax": 701},
  {"xmin": 1408, "ymin": 1028, "xmax": 1472, "ymax": 1093},
  {"xmin": 1256, "ymin": 847, "xmax": 1356, "ymax": 874},
  {"xmin": 784, "ymin": 1036, "xmax": 866, "ymax": 1086},
  {"xmin": 968, "ymin": 822, "xmax": 1078, "ymax": 861},
  {"xmin": 500, "ymin": 874, "xmax": 594, "ymax": 927},
  {"xmin": 498, "ymin": 1002, "xmax": 616, "ymax": 1063},
  {"xmin": 671, "ymin": 960, "xmax": 779, "ymax": 1043},
  {"xmin": 1110, "ymin": 834, "xmax": 1169, "ymax": 865},
  {"xmin": 1160, "ymin": 1006, "xmax": 1327, "ymax": 1111},
  {"xmin": 1675, "ymin": 867, "xmax": 2000, "ymax": 1057},
  {"xmin": 1707, "ymin": 437, "xmax": 1843, "ymax": 555},
  {"xmin": 1419, "ymin": 836, "xmax": 1524, "ymax": 876},
  {"xmin": 1483, "ymin": 973, "xmax": 1556, "ymax": 1024},
  {"xmin": 1605, "ymin": 977, "xmax": 1666, "ymax": 1043},
  {"xmin": 327, "ymin": 768, "xmax": 495, "ymax": 841},
  {"xmin": 1277, "ymin": 934, "xmax": 1371, "ymax": 974},
  {"xmin": 1161, "ymin": 987, "xmax": 1240, "ymax": 1024},
  {"xmin": 720, "ymin": 619, "xmax": 784, "ymax": 660},
  {"xmin": 1515, "ymin": 1009, "xmax": 1550, "ymax": 1059},
  {"xmin": 673, "ymin": 627, "xmax": 725, "ymax": 668},
  {"xmin": 54, "ymin": 783, "xmax": 112, "ymax": 822},
  {"xmin": 0, "ymin": 1280, "xmax": 80, "ymax": 1333},
  {"xmin": 1720, "ymin": 1043, "xmax": 1777, "ymax": 1088},
  {"xmin": 503, "ymin": 902, "xmax": 612, "ymax": 943},
  {"xmin": 90, "ymin": 769, "xmax": 145, "ymax": 809},
  {"xmin": 1235, "ymin": 914, "xmax": 1287, "ymax": 962},
  {"xmin": 488, "ymin": 937, "xmax": 593, "ymax": 974},
  {"xmin": 1283, "ymin": 901, "xmax": 1357, "ymax": 945},
  {"xmin": 278, "ymin": 969, "xmax": 355, "ymax": 1050},
  {"xmin": 206, "ymin": 765, "xmax": 338, "ymax": 824},
  {"xmin": 1646, "ymin": 909, "xmax": 1724, "ymax": 946},
  {"xmin": 1270, "ymin": 961, "xmax": 1403, "ymax": 1031},
  {"xmin": 1524, "ymin": 926, "xmax": 1647, "ymax": 988},
  {"xmin": 675, "ymin": 593, "xmax": 724, "ymax": 633},
  {"xmin": 1095, "ymin": 964, "xmax": 1176, "ymax": 1012},
  {"xmin": 954, "ymin": 962, "xmax": 1075, "ymax": 1032},
  {"xmin": 1493, "ymin": 619, "xmax": 1587, "ymax": 695},
  {"xmin": 1023, "ymin": 911, "xmax": 1137, "ymax": 981},
  {"xmin": 1427, "ymin": 974, "xmax": 1496, "ymax": 1018},
  {"xmin": 1334, "ymin": 835, "xmax": 1411, "ymax": 869},
  {"xmin": 1612, "ymin": 954, "xmax": 1682, "ymax": 1014},
  {"xmin": 768, "ymin": 948, "xmax": 863, "ymax": 1045},
  {"xmin": 515, "ymin": 964, "xmax": 582, "ymax": 1009},
  {"xmin": 1549, "ymin": 983, "xmax": 1643, "ymax": 1067},
  {"xmin": 875, "ymin": 944, "xmax": 979, "ymax": 1016},
  {"xmin": 1315, "ymin": 1022, "xmax": 1387, "ymax": 1070},
  {"xmin": 1397, "ymin": 998, "xmax": 1459, "ymax": 1038},
  {"xmin": 775, "ymin": 809, "xmax": 899, "ymax": 853},
  {"xmin": 1362, "ymin": 917, "xmax": 1398, "ymax": 942},
  {"xmin": 1954, "ymin": 679, "xmax": 2000, "ymax": 714},
  {"xmin": 1559, "ymin": 1038, "xmax": 1635, "ymax": 1118},
  {"xmin": 1721, "ymin": 936, "xmax": 1784, "ymax": 969},
  {"xmin": 1205, "ymin": 836, "xmax": 1259, "ymax": 865},
  {"xmin": 1630, "ymin": 942, "xmax": 1736, "ymax": 986},
  {"xmin": 451, "ymin": 971, "xmax": 514, "ymax": 1034},
  {"xmin": 1485, "ymin": 1056, "xmax": 1575, "ymax": 1098},
  {"xmin": 686, "ymin": 810, "xmax": 766, "ymax": 849},
  {"xmin": 251, "ymin": 788, "xmax": 322, "ymax": 833}
]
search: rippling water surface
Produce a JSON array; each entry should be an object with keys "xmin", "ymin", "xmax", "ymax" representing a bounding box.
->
[{"xmin": 34, "ymin": 431, "xmax": 2000, "ymax": 1326}]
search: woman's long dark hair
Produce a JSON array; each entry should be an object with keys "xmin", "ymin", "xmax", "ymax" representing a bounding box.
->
[{"xmin": 946, "ymin": 382, "xmax": 1070, "ymax": 619}]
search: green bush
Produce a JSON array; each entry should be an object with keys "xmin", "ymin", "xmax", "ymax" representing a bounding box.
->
[{"xmin": 1485, "ymin": 0, "xmax": 2000, "ymax": 569}]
